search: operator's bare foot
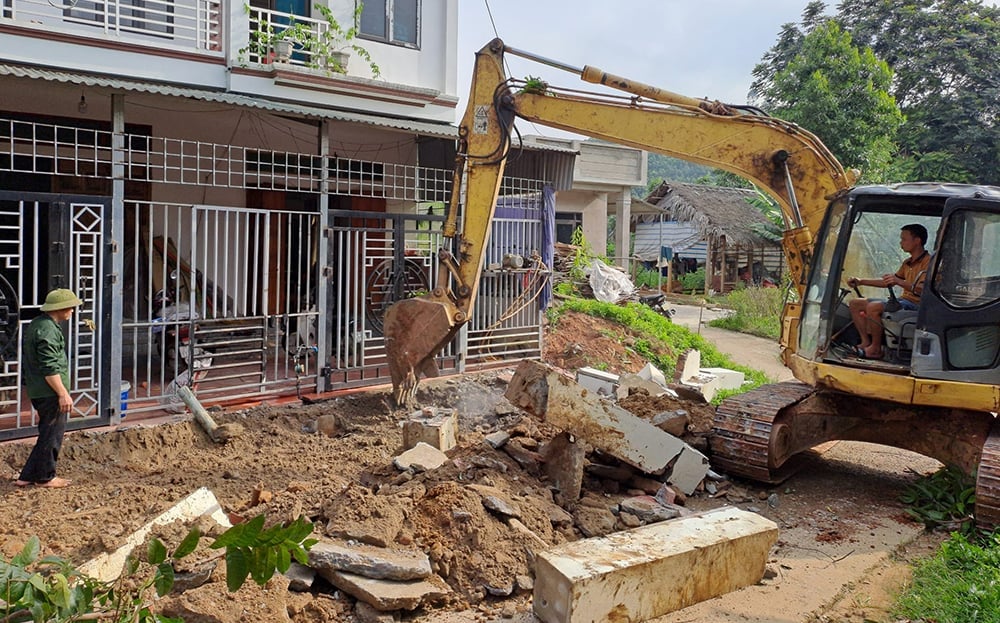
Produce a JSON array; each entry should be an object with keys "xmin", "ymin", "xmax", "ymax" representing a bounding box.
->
[
  {"xmin": 863, "ymin": 345, "xmax": 883, "ymax": 359},
  {"xmin": 42, "ymin": 477, "xmax": 71, "ymax": 488}
]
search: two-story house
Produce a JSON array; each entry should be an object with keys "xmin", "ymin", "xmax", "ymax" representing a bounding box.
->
[{"xmin": 0, "ymin": 0, "xmax": 577, "ymax": 438}]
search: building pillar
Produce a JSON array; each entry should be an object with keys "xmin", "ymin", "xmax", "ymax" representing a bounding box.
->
[{"xmin": 612, "ymin": 188, "xmax": 632, "ymax": 273}]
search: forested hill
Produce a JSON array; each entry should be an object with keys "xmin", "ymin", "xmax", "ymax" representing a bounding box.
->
[{"xmin": 636, "ymin": 153, "xmax": 714, "ymax": 197}]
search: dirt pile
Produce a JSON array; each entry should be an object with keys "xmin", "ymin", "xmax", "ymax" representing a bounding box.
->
[{"xmin": 0, "ymin": 310, "xmax": 933, "ymax": 622}]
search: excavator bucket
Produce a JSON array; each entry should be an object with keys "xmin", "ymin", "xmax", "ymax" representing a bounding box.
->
[{"xmin": 383, "ymin": 297, "xmax": 459, "ymax": 406}]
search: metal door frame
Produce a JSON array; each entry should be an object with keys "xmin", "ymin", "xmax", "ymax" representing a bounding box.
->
[{"xmin": 0, "ymin": 190, "xmax": 114, "ymax": 441}]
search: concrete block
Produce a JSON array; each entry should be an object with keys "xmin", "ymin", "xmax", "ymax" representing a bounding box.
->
[
  {"xmin": 681, "ymin": 371, "xmax": 722, "ymax": 403},
  {"xmin": 637, "ymin": 362, "xmax": 668, "ymax": 388},
  {"xmin": 575, "ymin": 367, "xmax": 619, "ymax": 397},
  {"xmin": 543, "ymin": 432, "xmax": 585, "ymax": 507},
  {"xmin": 533, "ymin": 507, "xmax": 778, "ymax": 623},
  {"xmin": 401, "ymin": 407, "xmax": 457, "ymax": 451},
  {"xmin": 701, "ymin": 367, "xmax": 745, "ymax": 390}
]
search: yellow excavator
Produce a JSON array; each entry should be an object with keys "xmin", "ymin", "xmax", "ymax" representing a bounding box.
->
[{"xmin": 384, "ymin": 39, "xmax": 1000, "ymax": 527}]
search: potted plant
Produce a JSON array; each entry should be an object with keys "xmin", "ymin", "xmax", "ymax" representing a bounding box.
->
[
  {"xmin": 309, "ymin": 3, "xmax": 380, "ymax": 77},
  {"xmin": 240, "ymin": 2, "xmax": 380, "ymax": 78}
]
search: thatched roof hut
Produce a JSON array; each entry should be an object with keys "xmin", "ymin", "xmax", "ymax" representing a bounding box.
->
[{"xmin": 637, "ymin": 181, "xmax": 783, "ymax": 293}]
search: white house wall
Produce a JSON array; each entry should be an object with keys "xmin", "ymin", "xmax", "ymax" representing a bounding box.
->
[{"xmin": 556, "ymin": 189, "xmax": 607, "ymax": 250}]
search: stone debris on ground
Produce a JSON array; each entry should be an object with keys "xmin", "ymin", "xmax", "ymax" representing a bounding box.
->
[{"xmin": 0, "ymin": 306, "xmax": 939, "ymax": 623}]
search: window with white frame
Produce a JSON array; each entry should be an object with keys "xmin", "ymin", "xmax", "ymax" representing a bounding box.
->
[{"xmin": 359, "ymin": 0, "xmax": 419, "ymax": 47}]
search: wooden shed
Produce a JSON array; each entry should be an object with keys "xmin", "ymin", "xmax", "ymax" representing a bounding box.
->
[{"xmin": 635, "ymin": 182, "xmax": 784, "ymax": 293}]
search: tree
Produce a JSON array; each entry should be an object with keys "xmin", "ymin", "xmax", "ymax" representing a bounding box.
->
[
  {"xmin": 755, "ymin": 19, "xmax": 904, "ymax": 180},
  {"xmin": 838, "ymin": 0, "xmax": 1000, "ymax": 185},
  {"xmin": 755, "ymin": 0, "xmax": 999, "ymax": 185}
]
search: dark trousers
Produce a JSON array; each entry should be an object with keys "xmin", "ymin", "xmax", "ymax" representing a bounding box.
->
[{"xmin": 18, "ymin": 396, "xmax": 66, "ymax": 483}]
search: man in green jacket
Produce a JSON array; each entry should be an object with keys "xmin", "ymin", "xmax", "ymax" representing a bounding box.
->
[{"xmin": 15, "ymin": 288, "xmax": 83, "ymax": 488}]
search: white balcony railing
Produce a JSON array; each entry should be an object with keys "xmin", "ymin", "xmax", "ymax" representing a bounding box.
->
[
  {"xmin": 1, "ymin": 0, "xmax": 221, "ymax": 52},
  {"xmin": 242, "ymin": 6, "xmax": 330, "ymax": 68}
]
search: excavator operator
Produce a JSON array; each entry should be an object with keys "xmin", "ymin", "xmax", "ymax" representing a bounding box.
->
[{"xmin": 846, "ymin": 223, "xmax": 930, "ymax": 359}]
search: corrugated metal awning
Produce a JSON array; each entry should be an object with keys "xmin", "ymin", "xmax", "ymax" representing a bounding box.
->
[{"xmin": 0, "ymin": 63, "xmax": 460, "ymax": 139}]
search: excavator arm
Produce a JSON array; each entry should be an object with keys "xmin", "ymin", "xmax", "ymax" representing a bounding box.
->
[{"xmin": 384, "ymin": 38, "xmax": 856, "ymax": 405}]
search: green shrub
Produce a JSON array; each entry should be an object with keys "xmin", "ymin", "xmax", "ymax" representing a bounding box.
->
[
  {"xmin": 709, "ymin": 286, "xmax": 784, "ymax": 340},
  {"xmin": 557, "ymin": 298, "xmax": 771, "ymax": 401},
  {"xmin": 679, "ymin": 267, "xmax": 705, "ymax": 293},
  {"xmin": 634, "ymin": 266, "xmax": 665, "ymax": 289}
]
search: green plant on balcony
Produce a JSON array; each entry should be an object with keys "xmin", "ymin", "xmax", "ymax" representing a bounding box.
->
[{"xmin": 239, "ymin": 3, "xmax": 380, "ymax": 78}]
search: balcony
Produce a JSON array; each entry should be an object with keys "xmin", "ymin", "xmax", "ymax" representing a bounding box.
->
[{"xmin": 1, "ymin": 0, "xmax": 221, "ymax": 53}]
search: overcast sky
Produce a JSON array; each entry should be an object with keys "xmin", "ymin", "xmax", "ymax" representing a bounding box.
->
[{"xmin": 456, "ymin": 0, "xmax": 999, "ymax": 139}]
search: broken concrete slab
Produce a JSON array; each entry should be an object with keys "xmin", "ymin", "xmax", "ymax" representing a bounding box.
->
[
  {"xmin": 701, "ymin": 366, "xmax": 746, "ymax": 390},
  {"xmin": 574, "ymin": 367, "xmax": 618, "ymax": 396},
  {"xmin": 322, "ymin": 569, "xmax": 451, "ymax": 612},
  {"xmin": 393, "ymin": 442, "xmax": 449, "ymax": 472},
  {"xmin": 615, "ymin": 373, "xmax": 670, "ymax": 400},
  {"xmin": 505, "ymin": 360, "xmax": 708, "ymax": 482},
  {"xmin": 542, "ymin": 432, "xmax": 585, "ymax": 508},
  {"xmin": 308, "ymin": 540, "xmax": 432, "ymax": 581},
  {"xmin": 401, "ymin": 407, "xmax": 457, "ymax": 452},
  {"xmin": 533, "ymin": 507, "xmax": 779, "ymax": 623},
  {"xmin": 80, "ymin": 487, "xmax": 231, "ymax": 582},
  {"xmin": 670, "ymin": 445, "xmax": 712, "ymax": 495}
]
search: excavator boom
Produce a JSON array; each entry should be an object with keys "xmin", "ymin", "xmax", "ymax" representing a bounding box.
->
[{"xmin": 385, "ymin": 38, "xmax": 854, "ymax": 404}]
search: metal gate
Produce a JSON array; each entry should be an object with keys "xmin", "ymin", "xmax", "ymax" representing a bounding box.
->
[
  {"xmin": 120, "ymin": 201, "xmax": 321, "ymax": 415},
  {"xmin": 0, "ymin": 191, "xmax": 112, "ymax": 441},
  {"xmin": 326, "ymin": 208, "xmax": 452, "ymax": 388}
]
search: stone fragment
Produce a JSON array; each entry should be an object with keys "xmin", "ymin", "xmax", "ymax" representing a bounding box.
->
[
  {"xmin": 355, "ymin": 601, "xmax": 398, "ymax": 623},
  {"xmin": 650, "ymin": 410, "xmax": 688, "ymax": 437},
  {"xmin": 316, "ymin": 413, "xmax": 342, "ymax": 437},
  {"xmin": 502, "ymin": 438, "xmax": 543, "ymax": 469},
  {"xmin": 308, "ymin": 540, "xmax": 431, "ymax": 581},
  {"xmin": 467, "ymin": 484, "xmax": 521, "ymax": 519},
  {"xmin": 322, "ymin": 570, "xmax": 451, "ymax": 612},
  {"xmin": 668, "ymin": 446, "xmax": 711, "ymax": 495},
  {"xmin": 618, "ymin": 496, "xmax": 687, "ymax": 523},
  {"xmin": 515, "ymin": 574, "xmax": 534, "ymax": 592},
  {"xmin": 484, "ymin": 430, "xmax": 510, "ymax": 449},
  {"xmin": 506, "ymin": 517, "xmax": 549, "ymax": 550},
  {"xmin": 572, "ymin": 505, "xmax": 617, "ymax": 538},
  {"xmin": 284, "ymin": 562, "xmax": 315, "ymax": 592},
  {"xmin": 393, "ymin": 442, "xmax": 449, "ymax": 473}
]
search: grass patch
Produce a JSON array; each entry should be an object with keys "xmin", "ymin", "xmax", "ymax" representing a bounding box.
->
[
  {"xmin": 893, "ymin": 531, "xmax": 1000, "ymax": 622},
  {"xmin": 708, "ymin": 285, "xmax": 785, "ymax": 340},
  {"xmin": 554, "ymin": 298, "xmax": 771, "ymax": 402}
]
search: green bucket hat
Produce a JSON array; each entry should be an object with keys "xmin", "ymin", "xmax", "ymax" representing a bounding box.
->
[{"xmin": 40, "ymin": 289, "xmax": 84, "ymax": 312}]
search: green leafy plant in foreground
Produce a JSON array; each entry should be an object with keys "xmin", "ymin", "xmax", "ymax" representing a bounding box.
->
[
  {"xmin": 893, "ymin": 531, "xmax": 1000, "ymax": 622},
  {"xmin": 0, "ymin": 515, "xmax": 316, "ymax": 623},
  {"xmin": 899, "ymin": 465, "xmax": 976, "ymax": 535}
]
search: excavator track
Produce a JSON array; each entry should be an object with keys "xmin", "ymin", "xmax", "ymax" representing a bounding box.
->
[
  {"xmin": 975, "ymin": 418, "xmax": 1000, "ymax": 532},
  {"xmin": 711, "ymin": 381, "xmax": 816, "ymax": 484}
]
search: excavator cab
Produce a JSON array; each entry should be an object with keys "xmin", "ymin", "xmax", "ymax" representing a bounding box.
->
[{"xmin": 800, "ymin": 184, "xmax": 1000, "ymax": 385}]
